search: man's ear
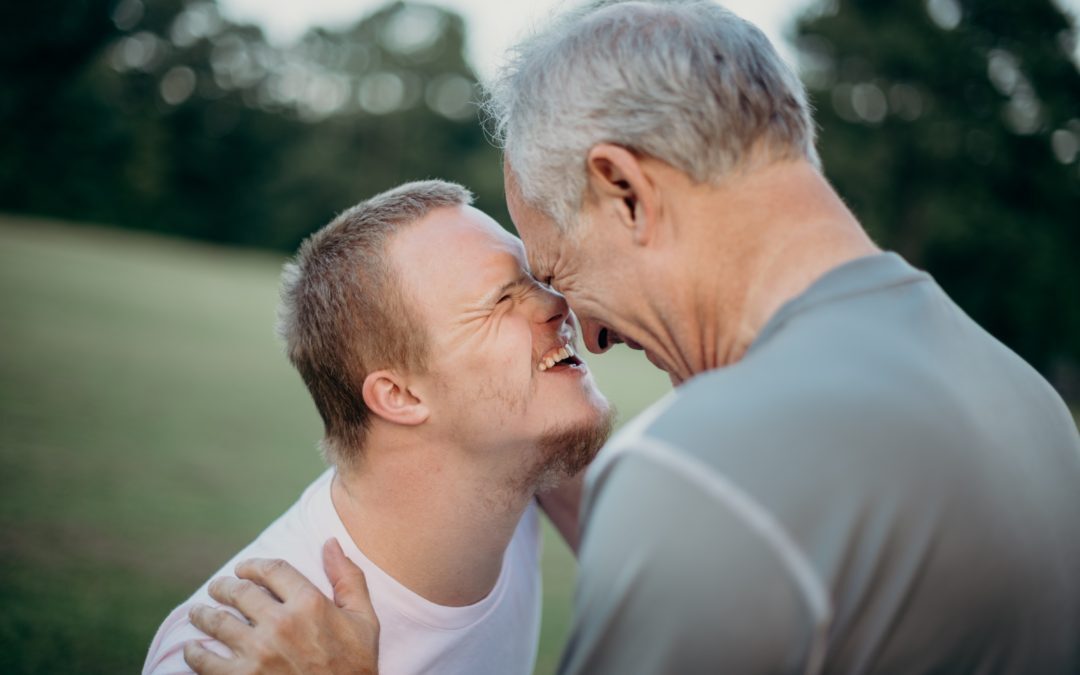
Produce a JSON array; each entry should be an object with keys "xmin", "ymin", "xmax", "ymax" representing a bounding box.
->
[
  {"xmin": 584, "ymin": 144, "xmax": 658, "ymax": 246},
  {"xmin": 361, "ymin": 370, "xmax": 429, "ymax": 426}
]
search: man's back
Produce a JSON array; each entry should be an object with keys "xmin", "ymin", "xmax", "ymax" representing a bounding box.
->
[{"xmin": 563, "ymin": 253, "xmax": 1080, "ymax": 674}]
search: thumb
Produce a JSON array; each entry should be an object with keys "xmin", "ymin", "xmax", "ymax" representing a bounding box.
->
[{"xmin": 323, "ymin": 538, "xmax": 375, "ymax": 614}]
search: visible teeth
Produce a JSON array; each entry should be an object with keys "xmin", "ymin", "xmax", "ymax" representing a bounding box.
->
[{"xmin": 538, "ymin": 342, "xmax": 578, "ymax": 372}]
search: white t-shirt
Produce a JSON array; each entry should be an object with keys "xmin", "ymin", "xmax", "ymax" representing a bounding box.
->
[{"xmin": 143, "ymin": 469, "xmax": 543, "ymax": 675}]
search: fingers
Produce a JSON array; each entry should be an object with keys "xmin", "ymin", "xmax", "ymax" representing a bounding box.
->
[
  {"xmin": 183, "ymin": 641, "xmax": 230, "ymax": 675},
  {"xmin": 235, "ymin": 557, "xmax": 316, "ymax": 606},
  {"xmin": 323, "ymin": 538, "xmax": 374, "ymax": 612},
  {"xmin": 189, "ymin": 603, "xmax": 250, "ymax": 647},
  {"xmin": 207, "ymin": 576, "xmax": 278, "ymax": 625}
]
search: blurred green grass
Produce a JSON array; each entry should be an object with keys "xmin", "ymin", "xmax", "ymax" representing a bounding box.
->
[{"xmin": 0, "ymin": 215, "xmax": 671, "ymax": 675}]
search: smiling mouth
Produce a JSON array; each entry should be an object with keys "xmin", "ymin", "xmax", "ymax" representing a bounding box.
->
[{"xmin": 537, "ymin": 342, "xmax": 584, "ymax": 372}]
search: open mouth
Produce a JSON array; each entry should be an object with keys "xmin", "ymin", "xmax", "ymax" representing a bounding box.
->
[{"xmin": 537, "ymin": 342, "xmax": 584, "ymax": 372}]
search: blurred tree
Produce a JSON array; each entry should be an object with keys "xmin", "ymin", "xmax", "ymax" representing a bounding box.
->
[
  {"xmin": 796, "ymin": 0, "xmax": 1080, "ymax": 393},
  {"xmin": 0, "ymin": 0, "xmax": 506, "ymax": 251},
  {"xmin": 0, "ymin": 0, "xmax": 119, "ymax": 218},
  {"xmin": 257, "ymin": 3, "xmax": 509, "ymax": 250}
]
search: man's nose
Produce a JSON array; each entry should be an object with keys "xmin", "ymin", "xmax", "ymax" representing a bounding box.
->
[
  {"xmin": 530, "ymin": 287, "xmax": 568, "ymax": 327},
  {"xmin": 580, "ymin": 317, "xmax": 614, "ymax": 354}
]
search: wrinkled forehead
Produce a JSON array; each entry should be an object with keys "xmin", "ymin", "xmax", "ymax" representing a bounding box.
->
[{"xmin": 505, "ymin": 194, "xmax": 567, "ymax": 277}]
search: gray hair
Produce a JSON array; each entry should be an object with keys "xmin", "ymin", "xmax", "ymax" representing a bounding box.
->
[
  {"xmin": 484, "ymin": 0, "xmax": 819, "ymax": 229},
  {"xmin": 277, "ymin": 180, "xmax": 474, "ymax": 467}
]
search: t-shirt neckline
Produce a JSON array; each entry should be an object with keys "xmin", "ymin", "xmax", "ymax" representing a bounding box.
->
[
  {"xmin": 314, "ymin": 469, "xmax": 515, "ymax": 631},
  {"xmin": 748, "ymin": 251, "xmax": 927, "ymax": 356}
]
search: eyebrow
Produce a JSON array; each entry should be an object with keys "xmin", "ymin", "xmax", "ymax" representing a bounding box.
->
[{"xmin": 479, "ymin": 275, "xmax": 529, "ymax": 307}]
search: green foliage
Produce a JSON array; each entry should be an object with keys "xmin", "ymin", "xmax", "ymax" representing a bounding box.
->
[
  {"xmin": 0, "ymin": 0, "xmax": 508, "ymax": 253},
  {"xmin": 795, "ymin": 0, "xmax": 1080, "ymax": 391},
  {"xmin": 4, "ymin": 0, "xmax": 1075, "ymax": 394}
]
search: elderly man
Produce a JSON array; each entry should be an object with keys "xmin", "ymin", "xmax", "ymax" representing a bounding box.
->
[
  {"xmin": 189, "ymin": 1, "xmax": 1080, "ymax": 673},
  {"xmin": 148, "ymin": 180, "xmax": 612, "ymax": 674}
]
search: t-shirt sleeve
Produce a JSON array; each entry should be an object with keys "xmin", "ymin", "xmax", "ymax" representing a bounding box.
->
[
  {"xmin": 142, "ymin": 598, "xmax": 240, "ymax": 675},
  {"xmin": 558, "ymin": 448, "xmax": 823, "ymax": 675}
]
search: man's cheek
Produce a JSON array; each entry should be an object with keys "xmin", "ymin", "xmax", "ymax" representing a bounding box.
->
[
  {"xmin": 483, "ymin": 348, "xmax": 515, "ymax": 376},
  {"xmin": 483, "ymin": 350, "xmax": 528, "ymax": 400}
]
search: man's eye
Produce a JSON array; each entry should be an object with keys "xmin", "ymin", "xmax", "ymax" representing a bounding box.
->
[{"xmin": 498, "ymin": 294, "xmax": 512, "ymax": 304}]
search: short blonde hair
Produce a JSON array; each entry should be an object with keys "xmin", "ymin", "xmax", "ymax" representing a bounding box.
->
[
  {"xmin": 485, "ymin": 0, "xmax": 819, "ymax": 229},
  {"xmin": 278, "ymin": 180, "xmax": 474, "ymax": 466}
]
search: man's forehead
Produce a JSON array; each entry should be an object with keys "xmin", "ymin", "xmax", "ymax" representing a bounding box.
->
[
  {"xmin": 420, "ymin": 209, "xmax": 527, "ymax": 292},
  {"xmin": 515, "ymin": 210, "xmax": 562, "ymax": 277},
  {"xmin": 523, "ymin": 242, "xmax": 549, "ymax": 277},
  {"xmin": 467, "ymin": 232, "xmax": 529, "ymax": 295},
  {"xmin": 402, "ymin": 204, "xmax": 519, "ymax": 254},
  {"xmin": 461, "ymin": 210, "xmax": 527, "ymax": 264}
]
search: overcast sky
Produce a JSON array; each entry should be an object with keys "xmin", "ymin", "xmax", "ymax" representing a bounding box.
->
[{"xmin": 216, "ymin": 0, "xmax": 1080, "ymax": 81}]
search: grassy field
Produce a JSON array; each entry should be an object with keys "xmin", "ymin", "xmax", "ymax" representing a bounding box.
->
[{"xmin": 0, "ymin": 215, "xmax": 672, "ymax": 675}]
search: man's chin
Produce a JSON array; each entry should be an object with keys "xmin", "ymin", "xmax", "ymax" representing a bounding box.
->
[{"xmin": 529, "ymin": 404, "xmax": 616, "ymax": 491}]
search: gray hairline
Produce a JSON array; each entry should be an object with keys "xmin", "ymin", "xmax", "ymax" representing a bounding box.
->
[{"xmin": 482, "ymin": 0, "xmax": 820, "ymax": 231}]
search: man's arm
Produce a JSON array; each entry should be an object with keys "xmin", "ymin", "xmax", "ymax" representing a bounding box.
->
[
  {"xmin": 559, "ymin": 449, "xmax": 825, "ymax": 674},
  {"xmin": 185, "ymin": 539, "xmax": 380, "ymax": 675},
  {"xmin": 536, "ymin": 470, "xmax": 585, "ymax": 553}
]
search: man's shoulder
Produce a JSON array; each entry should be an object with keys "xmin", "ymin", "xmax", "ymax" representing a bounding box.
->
[
  {"xmin": 634, "ymin": 364, "xmax": 898, "ymax": 458},
  {"xmin": 572, "ymin": 445, "xmax": 827, "ymax": 675},
  {"xmin": 142, "ymin": 470, "xmax": 338, "ymax": 674},
  {"xmin": 215, "ymin": 468, "xmax": 338, "ymax": 586},
  {"xmin": 590, "ymin": 346, "xmax": 975, "ymax": 525}
]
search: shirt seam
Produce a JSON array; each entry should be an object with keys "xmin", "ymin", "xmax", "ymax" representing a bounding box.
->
[{"xmin": 595, "ymin": 434, "xmax": 832, "ymax": 675}]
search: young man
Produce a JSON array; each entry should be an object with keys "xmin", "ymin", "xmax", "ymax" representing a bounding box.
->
[{"xmin": 144, "ymin": 180, "xmax": 612, "ymax": 674}]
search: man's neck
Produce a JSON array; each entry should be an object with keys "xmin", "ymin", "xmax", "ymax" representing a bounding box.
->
[
  {"xmin": 658, "ymin": 159, "xmax": 880, "ymax": 380},
  {"xmin": 329, "ymin": 436, "xmax": 534, "ymax": 607}
]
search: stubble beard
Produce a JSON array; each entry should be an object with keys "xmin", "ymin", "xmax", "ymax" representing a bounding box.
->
[{"xmin": 524, "ymin": 402, "xmax": 616, "ymax": 492}]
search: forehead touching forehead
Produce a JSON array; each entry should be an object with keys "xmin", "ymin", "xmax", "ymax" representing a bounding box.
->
[{"xmin": 504, "ymin": 164, "xmax": 565, "ymax": 278}]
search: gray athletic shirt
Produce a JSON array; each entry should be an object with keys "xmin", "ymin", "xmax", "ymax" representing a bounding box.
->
[{"xmin": 560, "ymin": 253, "xmax": 1080, "ymax": 674}]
